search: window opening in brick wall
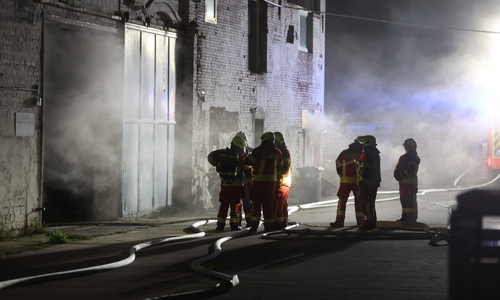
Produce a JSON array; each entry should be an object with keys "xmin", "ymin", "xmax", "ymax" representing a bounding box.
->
[
  {"xmin": 287, "ymin": 25, "xmax": 294, "ymax": 43},
  {"xmin": 278, "ymin": 0, "xmax": 282, "ymax": 20},
  {"xmin": 248, "ymin": 0, "xmax": 268, "ymax": 73},
  {"xmin": 299, "ymin": 10, "xmax": 313, "ymax": 53},
  {"xmin": 205, "ymin": 0, "xmax": 217, "ymax": 24}
]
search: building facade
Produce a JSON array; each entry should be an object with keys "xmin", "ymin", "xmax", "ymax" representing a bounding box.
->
[{"xmin": 0, "ymin": 0, "xmax": 325, "ymax": 236}]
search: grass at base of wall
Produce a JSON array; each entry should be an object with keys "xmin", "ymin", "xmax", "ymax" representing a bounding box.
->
[{"xmin": 0, "ymin": 231, "xmax": 92, "ymax": 257}]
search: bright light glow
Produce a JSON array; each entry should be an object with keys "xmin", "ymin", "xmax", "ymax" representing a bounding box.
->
[{"xmin": 471, "ymin": 19, "xmax": 500, "ymax": 119}]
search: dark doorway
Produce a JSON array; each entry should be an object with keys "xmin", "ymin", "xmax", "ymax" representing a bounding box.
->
[{"xmin": 42, "ymin": 21, "xmax": 123, "ymax": 223}]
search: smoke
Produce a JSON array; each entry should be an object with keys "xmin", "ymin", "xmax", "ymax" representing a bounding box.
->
[
  {"xmin": 325, "ymin": 0, "xmax": 500, "ymax": 188},
  {"xmin": 45, "ymin": 27, "xmax": 123, "ymax": 182},
  {"xmin": 42, "ymin": 24, "xmax": 125, "ymax": 221}
]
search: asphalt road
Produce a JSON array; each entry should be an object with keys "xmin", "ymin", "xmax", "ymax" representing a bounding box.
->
[{"xmin": 0, "ymin": 187, "xmax": 471, "ymax": 300}]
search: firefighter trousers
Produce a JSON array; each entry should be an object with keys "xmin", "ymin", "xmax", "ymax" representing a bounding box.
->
[
  {"xmin": 399, "ymin": 183, "xmax": 418, "ymax": 221},
  {"xmin": 250, "ymin": 181, "xmax": 278, "ymax": 230},
  {"xmin": 273, "ymin": 184, "xmax": 289, "ymax": 230},
  {"xmin": 336, "ymin": 185, "xmax": 364, "ymax": 225},
  {"xmin": 217, "ymin": 185, "xmax": 242, "ymax": 229},
  {"xmin": 358, "ymin": 184, "xmax": 378, "ymax": 226}
]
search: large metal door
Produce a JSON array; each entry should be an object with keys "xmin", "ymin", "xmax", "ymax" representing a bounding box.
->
[{"xmin": 122, "ymin": 24, "xmax": 176, "ymax": 218}]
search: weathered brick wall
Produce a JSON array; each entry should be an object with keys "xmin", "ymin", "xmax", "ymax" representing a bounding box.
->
[
  {"xmin": 1, "ymin": 0, "xmax": 43, "ymax": 236},
  {"xmin": 0, "ymin": 0, "xmax": 122, "ymax": 236},
  {"xmin": 189, "ymin": 0, "xmax": 325, "ymax": 207},
  {"xmin": 0, "ymin": 0, "xmax": 325, "ymax": 231}
]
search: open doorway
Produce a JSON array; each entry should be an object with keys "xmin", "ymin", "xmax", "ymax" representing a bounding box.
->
[{"xmin": 42, "ymin": 21, "xmax": 123, "ymax": 223}]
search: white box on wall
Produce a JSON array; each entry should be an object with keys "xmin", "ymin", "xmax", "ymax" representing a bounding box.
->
[{"xmin": 15, "ymin": 113, "xmax": 35, "ymax": 137}]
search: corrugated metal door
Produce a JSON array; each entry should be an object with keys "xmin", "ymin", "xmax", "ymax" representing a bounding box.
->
[{"xmin": 122, "ymin": 24, "xmax": 176, "ymax": 218}]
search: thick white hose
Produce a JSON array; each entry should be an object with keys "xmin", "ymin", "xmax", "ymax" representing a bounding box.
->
[{"xmin": 0, "ymin": 232, "xmax": 205, "ymax": 290}]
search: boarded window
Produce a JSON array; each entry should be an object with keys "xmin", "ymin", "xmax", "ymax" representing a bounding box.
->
[{"xmin": 299, "ymin": 10, "xmax": 312, "ymax": 53}]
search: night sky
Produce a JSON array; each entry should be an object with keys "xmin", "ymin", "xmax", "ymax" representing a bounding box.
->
[{"xmin": 324, "ymin": 0, "xmax": 500, "ymax": 123}]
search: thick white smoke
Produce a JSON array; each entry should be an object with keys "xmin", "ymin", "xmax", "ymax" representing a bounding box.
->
[{"xmin": 325, "ymin": 0, "xmax": 500, "ymax": 189}]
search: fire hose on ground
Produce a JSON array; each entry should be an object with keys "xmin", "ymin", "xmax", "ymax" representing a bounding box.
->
[{"xmin": 2, "ymin": 169, "xmax": 496, "ymax": 297}]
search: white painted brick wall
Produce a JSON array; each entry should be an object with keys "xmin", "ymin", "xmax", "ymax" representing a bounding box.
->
[{"xmin": 0, "ymin": 0, "xmax": 325, "ymax": 232}]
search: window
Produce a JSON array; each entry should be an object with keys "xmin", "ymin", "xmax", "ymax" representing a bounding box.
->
[
  {"xmin": 248, "ymin": 0, "xmax": 268, "ymax": 73},
  {"xmin": 288, "ymin": 0, "xmax": 320, "ymax": 11},
  {"xmin": 286, "ymin": 25, "xmax": 294, "ymax": 44},
  {"xmin": 205, "ymin": 0, "xmax": 217, "ymax": 24},
  {"xmin": 299, "ymin": 10, "xmax": 312, "ymax": 52}
]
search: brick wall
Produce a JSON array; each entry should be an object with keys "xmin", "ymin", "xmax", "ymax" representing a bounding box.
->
[
  {"xmin": 0, "ymin": 0, "xmax": 121, "ymax": 236},
  {"xmin": 0, "ymin": 0, "xmax": 325, "ymax": 233},
  {"xmin": 189, "ymin": 0, "xmax": 325, "ymax": 207}
]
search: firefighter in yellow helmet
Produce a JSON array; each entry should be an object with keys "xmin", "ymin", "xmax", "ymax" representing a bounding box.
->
[
  {"xmin": 394, "ymin": 138, "xmax": 420, "ymax": 222},
  {"xmin": 246, "ymin": 132, "xmax": 284, "ymax": 232},
  {"xmin": 215, "ymin": 135, "xmax": 251, "ymax": 231},
  {"xmin": 357, "ymin": 135, "xmax": 381, "ymax": 230},
  {"xmin": 273, "ymin": 132, "xmax": 292, "ymax": 230}
]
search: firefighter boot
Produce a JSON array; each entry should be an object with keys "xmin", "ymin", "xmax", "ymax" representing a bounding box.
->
[
  {"xmin": 329, "ymin": 221, "xmax": 344, "ymax": 228},
  {"xmin": 358, "ymin": 221, "xmax": 376, "ymax": 231}
]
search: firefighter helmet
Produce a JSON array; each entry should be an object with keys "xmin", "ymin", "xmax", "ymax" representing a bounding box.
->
[
  {"xmin": 231, "ymin": 136, "xmax": 247, "ymax": 149},
  {"xmin": 235, "ymin": 131, "xmax": 248, "ymax": 142},
  {"xmin": 260, "ymin": 132, "xmax": 275, "ymax": 142},
  {"xmin": 274, "ymin": 132, "xmax": 285, "ymax": 144},
  {"xmin": 360, "ymin": 135, "xmax": 377, "ymax": 147},
  {"xmin": 403, "ymin": 138, "xmax": 417, "ymax": 151}
]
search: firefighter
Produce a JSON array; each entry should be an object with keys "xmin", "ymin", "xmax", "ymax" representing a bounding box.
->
[
  {"xmin": 357, "ymin": 135, "xmax": 381, "ymax": 230},
  {"xmin": 330, "ymin": 138, "xmax": 364, "ymax": 228},
  {"xmin": 235, "ymin": 131, "xmax": 253, "ymax": 228},
  {"xmin": 215, "ymin": 136, "xmax": 251, "ymax": 231},
  {"xmin": 273, "ymin": 132, "xmax": 292, "ymax": 230},
  {"xmin": 246, "ymin": 132, "xmax": 284, "ymax": 232},
  {"xmin": 394, "ymin": 138, "xmax": 420, "ymax": 222}
]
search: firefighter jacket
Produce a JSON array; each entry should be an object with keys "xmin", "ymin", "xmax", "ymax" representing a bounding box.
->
[
  {"xmin": 246, "ymin": 142, "xmax": 284, "ymax": 182},
  {"xmin": 277, "ymin": 145, "xmax": 292, "ymax": 187},
  {"xmin": 216, "ymin": 147, "xmax": 248, "ymax": 187},
  {"xmin": 357, "ymin": 146, "xmax": 381, "ymax": 187},
  {"xmin": 336, "ymin": 147, "xmax": 362, "ymax": 186},
  {"xmin": 394, "ymin": 150, "xmax": 420, "ymax": 185}
]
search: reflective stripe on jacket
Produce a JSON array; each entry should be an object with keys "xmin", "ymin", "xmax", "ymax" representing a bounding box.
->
[
  {"xmin": 336, "ymin": 148, "xmax": 361, "ymax": 185},
  {"xmin": 247, "ymin": 144, "xmax": 284, "ymax": 182}
]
